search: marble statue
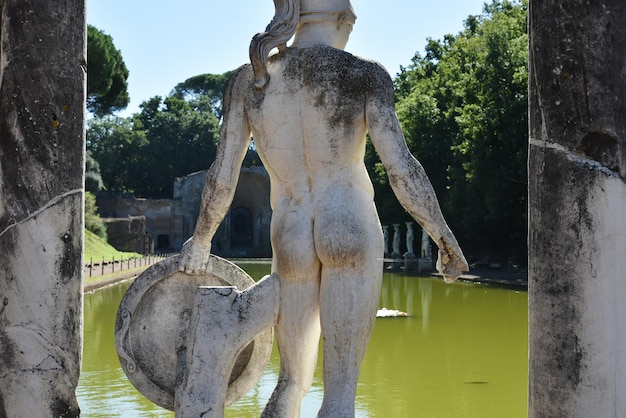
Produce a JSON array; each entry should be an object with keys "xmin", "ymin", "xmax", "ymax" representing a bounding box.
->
[
  {"xmin": 405, "ymin": 222, "xmax": 415, "ymax": 256},
  {"xmin": 392, "ymin": 224, "xmax": 401, "ymax": 257},
  {"xmin": 421, "ymin": 227, "xmax": 431, "ymax": 259},
  {"xmin": 179, "ymin": 0, "xmax": 468, "ymax": 416}
]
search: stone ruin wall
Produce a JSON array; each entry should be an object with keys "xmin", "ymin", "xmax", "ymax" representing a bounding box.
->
[{"xmin": 97, "ymin": 167, "xmax": 272, "ymax": 257}]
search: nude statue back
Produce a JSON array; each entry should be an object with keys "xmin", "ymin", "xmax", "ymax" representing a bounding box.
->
[
  {"xmin": 235, "ymin": 45, "xmax": 389, "ymax": 271},
  {"xmin": 242, "ymin": 45, "xmax": 390, "ymax": 200}
]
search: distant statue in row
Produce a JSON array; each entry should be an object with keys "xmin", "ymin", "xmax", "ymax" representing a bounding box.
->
[{"xmin": 383, "ymin": 222, "xmax": 432, "ymax": 260}]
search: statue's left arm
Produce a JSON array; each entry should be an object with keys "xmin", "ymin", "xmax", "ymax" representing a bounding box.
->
[
  {"xmin": 179, "ymin": 67, "xmax": 252, "ymax": 274},
  {"xmin": 365, "ymin": 64, "xmax": 468, "ymax": 282}
]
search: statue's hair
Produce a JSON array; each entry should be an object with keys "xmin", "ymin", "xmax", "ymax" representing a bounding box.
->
[{"xmin": 249, "ymin": 0, "xmax": 300, "ymax": 89}]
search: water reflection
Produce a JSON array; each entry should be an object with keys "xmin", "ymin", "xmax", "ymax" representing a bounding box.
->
[
  {"xmin": 80, "ymin": 284, "xmax": 173, "ymax": 417},
  {"xmin": 362, "ymin": 275, "xmax": 528, "ymax": 417},
  {"xmin": 78, "ymin": 263, "xmax": 528, "ymax": 417}
]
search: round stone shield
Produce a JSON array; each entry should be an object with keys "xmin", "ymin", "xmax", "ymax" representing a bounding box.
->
[{"xmin": 115, "ymin": 255, "xmax": 273, "ymax": 411}]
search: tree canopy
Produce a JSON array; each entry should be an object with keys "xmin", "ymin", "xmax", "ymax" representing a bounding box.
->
[
  {"xmin": 85, "ymin": 151, "xmax": 104, "ymax": 193},
  {"xmin": 171, "ymin": 72, "xmax": 232, "ymax": 120},
  {"xmin": 368, "ymin": 0, "xmax": 528, "ymax": 261},
  {"xmin": 88, "ymin": 1, "xmax": 529, "ymax": 260},
  {"xmin": 87, "ymin": 25, "xmax": 130, "ymax": 116},
  {"xmin": 87, "ymin": 73, "xmax": 232, "ymax": 198}
]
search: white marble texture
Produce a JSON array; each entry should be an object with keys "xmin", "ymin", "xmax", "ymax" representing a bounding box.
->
[{"xmin": 180, "ymin": 1, "xmax": 467, "ymax": 416}]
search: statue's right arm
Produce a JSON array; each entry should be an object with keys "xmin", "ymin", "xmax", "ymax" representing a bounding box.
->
[{"xmin": 180, "ymin": 67, "xmax": 252, "ymax": 274}]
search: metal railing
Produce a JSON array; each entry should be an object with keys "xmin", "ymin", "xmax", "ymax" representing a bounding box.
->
[{"xmin": 84, "ymin": 253, "xmax": 176, "ymax": 278}]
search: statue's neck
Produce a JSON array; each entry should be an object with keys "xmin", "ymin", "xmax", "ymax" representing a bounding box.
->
[{"xmin": 292, "ymin": 22, "xmax": 349, "ymax": 50}]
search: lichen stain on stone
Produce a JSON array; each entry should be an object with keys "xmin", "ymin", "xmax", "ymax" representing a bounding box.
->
[
  {"xmin": 57, "ymin": 226, "xmax": 79, "ymax": 284},
  {"xmin": 552, "ymin": 333, "xmax": 585, "ymax": 388},
  {"xmin": 229, "ymin": 342, "xmax": 254, "ymax": 385},
  {"xmin": 0, "ymin": 392, "xmax": 5, "ymax": 417},
  {"xmin": 531, "ymin": 147, "xmax": 590, "ymax": 394},
  {"xmin": 278, "ymin": 51, "xmax": 300, "ymax": 83},
  {"xmin": 575, "ymin": 131, "xmax": 621, "ymax": 175},
  {"xmin": 540, "ymin": 301, "xmax": 586, "ymax": 393},
  {"xmin": 0, "ymin": 329, "xmax": 17, "ymax": 371},
  {"xmin": 299, "ymin": 47, "xmax": 367, "ymax": 128},
  {"xmin": 59, "ymin": 232, "xmax": 75, "ymax": 280},
  {"xmin": 0, "ymin": 232, "xmax": 17, "ymax": 280},
  {"xmin": 51, "ymin": 397, "xmax": 80, "ymax": 418}
]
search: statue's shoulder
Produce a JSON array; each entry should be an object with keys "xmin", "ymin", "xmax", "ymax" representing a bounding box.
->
[
  {"xmin": 280, "ymin": 46, "xmax": 392, "ymax": 86},
  {"xmin": 350, "ymin": 54, "xmax": 393, "ymax": 84},
  {"xmin": 227, "ymin": 64, "xmax": 255, "ymax": 88},
  {"xmin": 223, "ymin": 64, "xmax": 256, "ymax": 98},
  {"xmin": 314, "ymin": 46, "xmax": 392, "ymax": 82}
]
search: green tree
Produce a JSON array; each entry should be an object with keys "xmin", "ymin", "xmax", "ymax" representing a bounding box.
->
[
  {"xmin": 131, "ymin": 94, "xmax": 221, "ymax": 197},
  {"xmin": 87, "ymin": 115, "xmax": 146, "ymax": 193},
  {"xmin": 447, "ymin": 1, "xmax": 528, "ymax": 260},
  {"xmin": 85, "ymin": 150, "xmax": 104, "ymax": 192},
  {"xmin": 87, "ymin": 89, "xmax": 222, "ymax": 198},
  {"xmin": 372, "ymin": 0, "xmax": 528, "ymax": 261},
  {"xmin": 85, "ymin": 191, "xmax": 107, "ymax": 239},
  {"xmin": 172, "ymin": 72, "xmax": 232, "ymax": 119},
  {"xmin": 87, "ymin": 25, "xmax": 130, "ymax": 116}
]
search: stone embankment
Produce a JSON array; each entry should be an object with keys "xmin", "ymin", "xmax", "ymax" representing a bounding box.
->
[
  {"xmin": 430, "ymin": 264, "xmax": 528, "ymax": 290},
  {"xmin": 84, "ymin": 256, "xmax": 527, "ymax": 293}
]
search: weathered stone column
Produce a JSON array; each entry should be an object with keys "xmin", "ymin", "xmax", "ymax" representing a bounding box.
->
[
  {"xmin": 0, "ymin": 1, "xmax": 86, "ymax": 416},
  {"xmin": 528, "ymin": 1, "xmax": 626, "ymax": 416}
]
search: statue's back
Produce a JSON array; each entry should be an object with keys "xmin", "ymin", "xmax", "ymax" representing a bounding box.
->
[{"xmin": 246, "ymin": 45, "xmax": 383, "ymax": 200}]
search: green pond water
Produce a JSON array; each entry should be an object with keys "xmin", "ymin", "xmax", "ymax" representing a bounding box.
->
[{"xmin": 78, "ymin": 261, "xmax": 528, "ymax": 417}]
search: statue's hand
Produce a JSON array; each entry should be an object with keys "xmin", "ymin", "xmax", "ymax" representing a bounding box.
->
[
  {"xmin": 179, "ymin": 237, "xmax": 212, "ymax": 275},
  {"xmin": 436, "ymin": 244, "xmax": 469, "ymax": 283}
]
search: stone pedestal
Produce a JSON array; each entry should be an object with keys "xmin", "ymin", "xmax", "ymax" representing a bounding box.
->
[
  {"xmin": 405, "ymin": 222, "xmax": 415, "ymax": 256},
  {"xmin": 418, "ymin": 257, "xmax": 433, "ymax": 274},
  {"xmin": 404, "ymin": 253, "xmax": 417, "ymax": 272}
]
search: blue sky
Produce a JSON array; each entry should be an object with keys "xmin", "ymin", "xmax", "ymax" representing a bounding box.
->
[{"xmin": 88, "ymin": 0, "xmax": 488, "ymax": 116}]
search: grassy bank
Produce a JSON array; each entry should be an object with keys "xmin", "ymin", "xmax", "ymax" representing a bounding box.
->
[
  {"xmin": 84, "ymin": 230, "xmax": 140, "ymax": 262},
  {"xmin": 83, "ymin": 230, "xmax": 147, "ymax": 290}
]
